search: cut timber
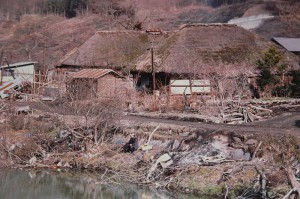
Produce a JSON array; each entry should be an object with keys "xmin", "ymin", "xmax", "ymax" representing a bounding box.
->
[
  {"xmin": 249, "ymin": 105, "xmax": 273, "ymax": 113},
  {"xmin": 286, "ymin": 167, "xmax": 300, "ymax": 198}
]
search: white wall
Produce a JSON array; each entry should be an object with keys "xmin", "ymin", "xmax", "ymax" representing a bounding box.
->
[{"xmin": 0, "ymin": 64, "xmax": 35, "ymax": 83}]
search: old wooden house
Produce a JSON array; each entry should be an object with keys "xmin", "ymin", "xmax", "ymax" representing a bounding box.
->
[{"xmin": 67, "ymin": 69, "xmax": 131, "ymax": 99}]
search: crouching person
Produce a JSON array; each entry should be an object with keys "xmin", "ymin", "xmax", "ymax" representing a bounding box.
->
[{"xmin": 123, "ymin": 133, "xmax": 138, "ymax": 153}]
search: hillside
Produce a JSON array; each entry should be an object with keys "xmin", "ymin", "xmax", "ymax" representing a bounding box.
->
[{"xmin": 0, "ymin": 0, "xmax": 299, "ymax": 68}]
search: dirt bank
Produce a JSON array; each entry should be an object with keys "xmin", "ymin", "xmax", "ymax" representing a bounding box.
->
[{"xmin": 0, "ymin": 113, "xmax": 299, "ymax": 198}]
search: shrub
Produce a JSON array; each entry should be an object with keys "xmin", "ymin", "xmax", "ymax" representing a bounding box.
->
[
  {"xmin": 290, "ymin": 70, "xmax": 300, "ymax": 97},
  {"xmin": 272, "ymin": 85, "xmax": 292, "ymax": 97}
]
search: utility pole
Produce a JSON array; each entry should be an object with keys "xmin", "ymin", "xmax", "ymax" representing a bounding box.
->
[{"xmin": 0, "ymin": 50, "xmax": 3, "ymax": 86}]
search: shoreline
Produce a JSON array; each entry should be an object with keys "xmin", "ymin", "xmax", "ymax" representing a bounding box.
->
[{"xmin": 0, "ymin": 125, "xmax": 296, "ymax": 198}]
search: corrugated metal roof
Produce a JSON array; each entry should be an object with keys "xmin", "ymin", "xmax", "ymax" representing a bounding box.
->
[
  {"xmin": 72, "ymin": 69, "xmax": 123, "ymax": 79},
  {"xmin": 273, "ymin": 37, "xmax": 300, "ymax": 52}
]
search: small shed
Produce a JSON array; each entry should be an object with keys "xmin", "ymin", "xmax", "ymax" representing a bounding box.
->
[
  {"xmin": 0, "ymin": 61, "xmax": 37, "ymax": 83},
  {"xmin": 67, "ymin": 69, "xmax": 131, "ymax": 99}
]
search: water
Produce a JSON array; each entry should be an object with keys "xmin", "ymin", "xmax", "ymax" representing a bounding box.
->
[{"xmin": 0, "ymin": 169, "xmax": 202, "ymax": 199}]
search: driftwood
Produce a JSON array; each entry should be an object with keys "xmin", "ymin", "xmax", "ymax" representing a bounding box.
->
[
  {"xmin": 283, "ymin": 188, "xmax": 297, "ymax": 199},
  {"xmin": 284, "ymin": 167, "xmax": 300, "ymax": 198},
  {"xmin": 251, "ymin": 141, "xmax": 263, "ymax": 161},
  {"xmin": 147, "ymin": 124, "xmax": 160, "ymax": 145},
  {"xmin": 255, "ymin": 165, "xmax": 267, "ymax": 199}
]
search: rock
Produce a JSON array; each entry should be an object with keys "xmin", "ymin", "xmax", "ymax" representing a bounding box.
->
[
  {"xmin": 29, "ymin": 156, "xmax": 37, "ymax": 165},
  {"xmin": 142, "ymin": 152, "xmax": 153, "ymax": 162},
  {"xmin": 9, "ymin": 144, "xmax": 16, "ymax": 151},
  {"xmin": 149, "ymin": 140, "xmax": 162, "ymax": 147},
  {"xmin": 63, "ymin": 162, "xmax": 72, "ymax": 168},
  {"xmin": 157, "ymin": 154, "xmax": 173, "ymax": 169},
  {"xmin": 135, "ymin": 128, "xmax": 144, "ymax": 135},
  {"xmin": 141, "ymin": 144, "xmax": 153, "ymax": 151},
  {"xmin": 57, "ymin": 162, "xmax": 62, "ymax": 167},
  {"xmin": 229, "ymin": 149, "xmax": 251, "ymax": 161},
  {"xmin": 15, "ymin": 106, "xmax": 32, "ymax": 114},
  {"xmin": 245, "ymin": 139, "xmax": 258, "ymax": 145},
  {"xmin": 161, "ymin": 140, "xmax": 171, "ymax": 148},
  {"xmin": 197, "ymin": 135, "xmax": 203, "ymax": 142},
  {"xmin": 172, "ymin": 140, "xmax": 180, "ymax": 150},
  {"xmin": 180, "ymin": 132, "xmax": 190, "ymax": 137},
  {"xmin": 147, "ymin": 153, "xmax": 173, "ymax": 180},
  {"xmin": 28, "ymin": 171, "xmax": 36, "ymax": 178},
  {"xmin": 59, "ymin": 130, "xmax": 69, "ymax": 138},
  {"xmin": 233, "ymin": 137, "xmax": 243, "ymax": 143},
  {"xmin": 179, "ymin": 141, "xmax": 190, "ymax": 151}
]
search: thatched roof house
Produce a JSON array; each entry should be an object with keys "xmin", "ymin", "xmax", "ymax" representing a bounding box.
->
[
  {"xmin": 60, "ymin": 30, "xmax": 150, "ymax": 71},
  {"xmin": 59, "ymin": 24, "xmax": 299, "ymax": 76}
]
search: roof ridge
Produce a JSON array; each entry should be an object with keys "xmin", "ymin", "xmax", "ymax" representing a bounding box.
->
[
  {"xmin": 179, "ymin": 23, "xmax": 237, "ymax": 30},
  {"xmin": 95, "ymin": 30, "xmax": 145, "ymax": 34}
]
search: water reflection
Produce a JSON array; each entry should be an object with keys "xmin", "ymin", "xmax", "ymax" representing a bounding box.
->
[{"xmin": 0, "ymin": 169, "xmax": 202, "ymax": 199}]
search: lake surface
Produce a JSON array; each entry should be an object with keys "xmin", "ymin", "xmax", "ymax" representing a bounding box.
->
[{"xmin": 0, "ymin": 169, "xmax": 205, "ymax": 199}]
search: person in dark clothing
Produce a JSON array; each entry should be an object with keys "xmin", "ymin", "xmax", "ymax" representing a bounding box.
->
[{"xmin": 123, "ymin": 133, "xmax": 138, "ymax": 153}]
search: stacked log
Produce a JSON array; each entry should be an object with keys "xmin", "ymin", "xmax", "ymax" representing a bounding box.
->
[{"xmin": 223, "ymin": 105, "xmax": 272, "ymax": 124}]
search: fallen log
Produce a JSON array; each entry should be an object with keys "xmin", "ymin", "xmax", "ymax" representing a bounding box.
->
[{"xmin": 249, "ymin": 105, "xmax": 273, "ymax": 113}]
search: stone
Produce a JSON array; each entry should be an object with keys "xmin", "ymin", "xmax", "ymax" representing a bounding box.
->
[
  {"xmin": 9, "ymin": 144, "xmax": 15, "ymax": 151},
  {"xmin": 172, "ymin": 140, "xmax": 180, "ymax": 150},
  {"xmin": 63, "ymin": 162, "xmax": 72, "ymax": 168},
  {"xmin": 156, "ymin": 154, "xmax": 173, "ymax": 169},
  {"xmin": 179, "ymin": 132, "xmax": 190, "ymax": 137},
  {"xmin": 147, "ymin": 153, "xmax": 173, "ymax": 180},
  {"xmin": 197, "ymin": 135, "xmax": 203, "ymax": 142},
  {"xmin": 245, "ymin": 139, "xmax": 258, "ymax": 145},
  {"xmin": 149, "ymin": 140, "xmax": 162, "ymax": 147},
  {"xmin": 141, "ymin": 144, "xmax": 153, "ymax": 151},
  {"xmin": 229, "ymin": 149, "xmax": 251, "ymax": 160},
  {"xmin": 29, "ymin": 156, "xmax": 37, "ymax": 165},
  {"xmin": 233, "ymin": 137, "xmax": 243, "ymax": 143},
  {"xmin": 179, "ymin": 141, "xmax": 190, "ymax": 151},
  {"xmin": 161, "ymin": 140, "xmax": 171, "ymax": 148}
]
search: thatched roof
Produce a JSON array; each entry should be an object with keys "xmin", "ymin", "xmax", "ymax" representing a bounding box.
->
[
  {"xmin": 60, "ymin": 24, "xmax": 299, "ymax": 74},
  {"xmin": 60, "ymin": 30, "xmax": 150, "ymax": 70}
]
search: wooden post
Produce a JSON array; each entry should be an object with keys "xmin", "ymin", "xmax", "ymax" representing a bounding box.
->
[{"xmin": 151, "ymin": 46, "xmax": 156, "ymax": 92}]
